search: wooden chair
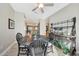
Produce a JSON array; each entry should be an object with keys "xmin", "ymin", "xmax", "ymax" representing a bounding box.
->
[{"xmin": 16, "ymin": 33, "xmax": 31, "ymax": 56}]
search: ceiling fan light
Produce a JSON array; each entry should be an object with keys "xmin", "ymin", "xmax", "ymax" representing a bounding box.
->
[{"xmin": 38, "ymin": 3, "xmax": 44, "ymax": 8}]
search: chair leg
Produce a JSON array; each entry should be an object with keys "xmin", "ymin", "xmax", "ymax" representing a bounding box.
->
[
  {"xmin": 17, "ymin": 52, "xmax": 19, "ymax": 56},
  {"xmin": 17, "ymin": 47, "xmax": 20, "ymax": 56},
  {"xmin": 44, "ymin": 45, "xmax": 48, "ymax": 56},
  {"xmin": 27, "ymin": 50, "xmax": 29, "ymax": 56},
  {"xmin": 26, "ymin": 48, "xmax": 30, "ymax": 56},
  {"xmin": 26, "ymin": 46, "xmax": 33, "ymax": 56}
]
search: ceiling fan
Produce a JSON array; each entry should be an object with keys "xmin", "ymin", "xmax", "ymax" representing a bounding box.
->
[{"xmin": 32, "ymin": 3, "xmax": 54, "ymax": 13}]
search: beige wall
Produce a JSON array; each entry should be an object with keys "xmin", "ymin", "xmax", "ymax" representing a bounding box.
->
[
  {"xmin": 0, "ymin": 4, "xmax": 15, "ymax": 54},
  {"xmin": 14, "ymin": 12, "xmax": 26, "ymax": 36},
  {"xmin": 0, "ymin": 3, "xmax": 26, "ymax": 55},
  {"xmin": 48, "ymin": 4, "xmax": 79, "ymax": 55}
]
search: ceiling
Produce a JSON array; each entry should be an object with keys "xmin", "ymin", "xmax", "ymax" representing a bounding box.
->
[{"xmin": 10, "ymin": 3, "xmax": 69, "ymax": 23}]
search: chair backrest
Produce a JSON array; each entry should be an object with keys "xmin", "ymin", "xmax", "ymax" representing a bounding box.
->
[
  {"xmin": 30, "ymin": 38, "xmax": 48, "ymax": 56},
  {"xmin": 16, "ymin": 33, "xmax": 23, "ymax": 45}
]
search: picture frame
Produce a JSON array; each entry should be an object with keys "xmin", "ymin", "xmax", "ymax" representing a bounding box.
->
[{"xmin": 8, "ymin": 18, "xmax": 15, "ymax": 29}]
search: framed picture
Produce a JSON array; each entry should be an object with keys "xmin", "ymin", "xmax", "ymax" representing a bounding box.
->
[{"xmin": 8, "ymin": 18, "xmax": 15, "ymax": 29}]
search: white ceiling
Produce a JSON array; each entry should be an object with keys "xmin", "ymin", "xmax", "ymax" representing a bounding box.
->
[{"xmin": 10, "ymin": 3, "xmax": 69, "ymax": 23}]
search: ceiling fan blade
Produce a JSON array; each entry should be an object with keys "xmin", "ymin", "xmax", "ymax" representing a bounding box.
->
[
  {"xmin": 44, "ymin": 3, "xmax": 54, "ymax": 6},
  {"xmin": 40, "ymin": 8, "xmax": 44, "ymax": 13},
  {"xmin": 32, "ymin": 6, "xmax": 38, "ymax": 11}
]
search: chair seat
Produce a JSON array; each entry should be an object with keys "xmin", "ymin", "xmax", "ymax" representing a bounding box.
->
[{"xmin": 20, "ymin": 45, "xmax": 26, "ymax": 47}]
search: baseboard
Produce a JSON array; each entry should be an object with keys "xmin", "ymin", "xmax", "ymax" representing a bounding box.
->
[{"xmin": 0, "ymin": 41, "xmax": 16, "ymax": 56}]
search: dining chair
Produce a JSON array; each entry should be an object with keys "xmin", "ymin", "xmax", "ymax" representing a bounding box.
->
[
  {"xmin": 30, "ymin": 38, "xmax": 48, "ymax": 56},
  {"xmin": 16, "ymin": 33, "xmax": 31, "ymax": 56}
]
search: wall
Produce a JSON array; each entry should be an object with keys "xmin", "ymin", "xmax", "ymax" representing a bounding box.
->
[
  {"xmin": 0, "ymin": 3, "xmax": 15, "ymax": 54},
  {"xmin": 48, "ymin": 4, "xmax": 79, "ymax": 55},
  {"xmin": 14, "ymin": 12, "xmax": 26, "ymax": 36}
]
